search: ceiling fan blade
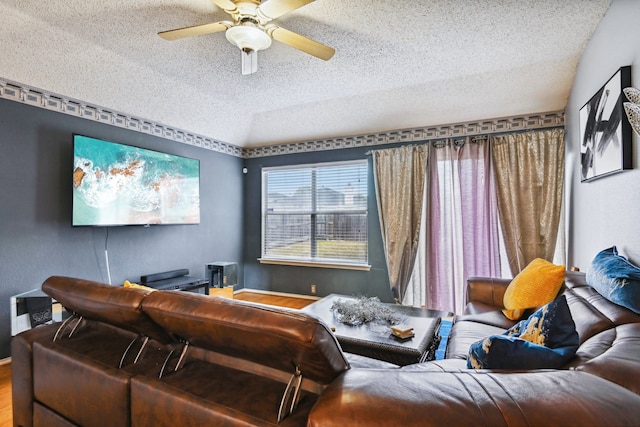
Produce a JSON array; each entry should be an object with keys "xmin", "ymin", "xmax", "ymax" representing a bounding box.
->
[
  {"xmin": 158, "ymin": 21, "xmax": 231, "ymax": 41},
  {"xmin": 267, "ymin": 25, "xmax": 335, "ymax": 60},
  {"xmin": 258, "ymin": 0, "xmax": 315, "ymax": 20},
  {"xmin": 210, "ymin": 0, "xmax": 238, "ymax": 14}
]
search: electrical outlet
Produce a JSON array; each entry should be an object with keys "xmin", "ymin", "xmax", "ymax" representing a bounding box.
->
[{"xmin": 310, "ymin": 284, "xmax": 317, "ymax": 294}]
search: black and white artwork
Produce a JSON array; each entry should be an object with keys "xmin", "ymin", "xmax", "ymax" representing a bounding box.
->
[{"xmin": 580, "ymin": 66, "xmax": 632, "ymax": 182}]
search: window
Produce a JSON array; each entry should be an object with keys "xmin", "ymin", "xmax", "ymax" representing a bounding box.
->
[{"xmin": 261, "ymin": 160, "xmax": 369, "ymax": 269}]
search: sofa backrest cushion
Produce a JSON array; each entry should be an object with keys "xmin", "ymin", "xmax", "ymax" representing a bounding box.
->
[
  {"xmin": 42, "ymin": 276, "xmax": 173, "ymax": 344},
  {"xmin": 562, "ymin": 272, "xmax": 640, "ymax": 344},
  {"xmin": 141, "ymin": 290, "xmax": 350, "ymax": 385}
]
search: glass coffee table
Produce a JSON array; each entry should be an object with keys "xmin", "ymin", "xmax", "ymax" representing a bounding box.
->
[{"xmin": 301, "ymin": 294, "xmax": 452, "ymax": 366}]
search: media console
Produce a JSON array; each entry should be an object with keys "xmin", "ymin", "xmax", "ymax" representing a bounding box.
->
[{"xmin": 139, "ymin": 269, "xmax": 209, "ymax": 295}]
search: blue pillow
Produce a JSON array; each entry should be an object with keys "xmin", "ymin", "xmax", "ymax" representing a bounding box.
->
[
  {"xmin": 467, "ymin": 295, "xmax": 578, "ymax": 369},
  {"xmin": 586, "ymin": 246, "xmax": 640, "ymax": 314}
]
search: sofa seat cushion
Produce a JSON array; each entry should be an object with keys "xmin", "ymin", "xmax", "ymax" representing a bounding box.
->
[
  {"xmin": 586, "ymin": 246, "xmax": 640, "ymax": 314},
  {"xmin": 445, "ymin": 321, "xmax": 506, "ymax": 360},
  {"xmin": 307, "ymin": 369, "xmax": 640, "ymax": 427},
  {"xmin": 400, "ymin": 358, "xmax": 468, "ymax": 372},
  {"xmin": 49, "ymin": 320, "xmax": 139, "ymax": 367},
  {"xmin": 459, "ymin": 303, "xmax": 519, "ymax": 329},
  {"xmin": 131, "ymin": 359, "xmax": 317, "ymax": 426},
  {"xmin": 570, "ymin": 323, "xmax": 640, "ymax": 394},
  {"xmin": 467, "ymin": 295, "xmax": 579, "ymax": 370},
  {"xmin": 343, "ymin": 352, "xmax": 399, "ymax": 369}
]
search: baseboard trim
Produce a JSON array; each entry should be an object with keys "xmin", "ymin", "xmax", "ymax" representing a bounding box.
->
[
  {"xmin": 0, "ymin": 357, "xmax": 11, "ymax": 366},
  {"xmin": 235, "ymin": 288, "xmax": 321, "ymax": 301}
]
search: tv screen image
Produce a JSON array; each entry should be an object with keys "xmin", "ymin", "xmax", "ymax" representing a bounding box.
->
[{"xmin": 72, "ymin": 135, "xmax": 200, "ymax": 226}]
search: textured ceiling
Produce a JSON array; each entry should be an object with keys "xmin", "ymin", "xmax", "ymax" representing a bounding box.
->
[{"xmin": 0, "ymin": 0, "xmax": 610, "ymax": 148}]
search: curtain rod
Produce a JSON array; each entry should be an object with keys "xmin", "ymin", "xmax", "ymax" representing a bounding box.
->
[
  {"xmin": 364, "ymin": 126, "xmax": 564, "ymax": 155},
  {"xmin": 365, "ymin": 135, "xmax": 488, "ymax": 155}
]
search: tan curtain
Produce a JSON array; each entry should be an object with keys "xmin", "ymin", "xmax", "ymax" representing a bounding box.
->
[
  {"xmin": 372, "ymin": 145, "xmax": 428, "ymax": 302},
  {"xmin": 492, "ymin": 129, "xmax": 565, "ymax": 275}
]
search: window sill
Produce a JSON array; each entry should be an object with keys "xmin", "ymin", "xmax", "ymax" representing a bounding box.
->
[{"xmin": 258, "ymin": 258, "xmax": 371, "ymax": 271}]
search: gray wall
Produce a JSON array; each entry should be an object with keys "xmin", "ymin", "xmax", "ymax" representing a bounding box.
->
[
  {"xmin": 242, "ymin": 147, "xmax": 395, "ymax": 303},
  {"xmin": 8, "ymin": 1, "xmax": 636, "ymax": 358},
  {"xmin": 565, "ymin": 0, "xmax": 640, "ymax": 269},
  {"xmin": 0, "ymin": 98, "xmax": 244, "ymax": 358}
]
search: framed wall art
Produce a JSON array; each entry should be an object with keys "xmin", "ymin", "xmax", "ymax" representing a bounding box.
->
[{"xmin": 579, "ymin": 65, "xmax": 632, "ymax": 182}]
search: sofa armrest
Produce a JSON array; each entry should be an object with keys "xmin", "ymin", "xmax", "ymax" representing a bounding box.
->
[
  {"xmin": 465, "ymin": 277, "xmax": 511, "ymax": 308},
  {"xmin": 11, "ymin": 324, "xmax": 58, "ymax": 427}
]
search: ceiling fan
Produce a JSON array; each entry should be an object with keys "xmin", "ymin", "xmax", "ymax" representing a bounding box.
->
[{"xmin": 159, "ymin": 0, "xmax": 335, "ymax": 75}]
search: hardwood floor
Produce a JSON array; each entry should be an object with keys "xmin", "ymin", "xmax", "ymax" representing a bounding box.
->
[
  {"xmin": 0, "ymin": 291, "xmax": 315, "ymax": 426},
  {"xmin": 0, "ymin": 362, "xmax": 11, "ymax": 427},
  {"xmin": 233, "ymin": 291, "xmax": 316, "ymax": 309}
]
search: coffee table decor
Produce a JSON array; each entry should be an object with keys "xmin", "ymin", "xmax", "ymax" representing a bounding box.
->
[
  {"xmin": 303, "ymin": 294, "xmax": 452, "ymax": 365},
  {"xmin": 390, "ymin": 324, "xmax": 415, "ymax": 339},
  {"xmin": 330, "ymin": 296, "xmax": 400, "ymax": 326}
]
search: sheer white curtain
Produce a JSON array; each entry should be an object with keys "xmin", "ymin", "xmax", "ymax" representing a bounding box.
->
[
  {"xmin": 405, "ymin": 138, "xmax": 501, "ymax": 313},
  {"xmin": 402, "ymin": 131, "xmax": 565, "ymax": 312}
]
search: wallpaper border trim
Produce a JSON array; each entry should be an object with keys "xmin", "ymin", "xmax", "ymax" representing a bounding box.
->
[
  {"xmin": 0, "ymin": 77, "xmax": 564, "ymax": 159},
  {"xmin": 244, "ymin": 112, "xmax": 565, "ymax": 158},
  {"xmin": 0, "ymin": 78, "xmax": 243, "ymax": 157}
]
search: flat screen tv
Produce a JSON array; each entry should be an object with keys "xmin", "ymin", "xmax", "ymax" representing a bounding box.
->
[{"xmin": 72, "ymin": 135, "xmax": 200, "ymax": 226}]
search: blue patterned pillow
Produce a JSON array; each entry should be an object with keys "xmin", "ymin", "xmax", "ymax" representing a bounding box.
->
[
  {"xmin": 467, "ymin": 295, "xmax": 578, "ymax": 369},
  {"xmin": 586, "ymin": 246, "xmax": 640, "ymax": 314}
]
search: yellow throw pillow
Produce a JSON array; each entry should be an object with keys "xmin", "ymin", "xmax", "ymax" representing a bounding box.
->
[
  {"xmin": 124, "ymin": 280, "xmax": 156, "ymax": 292},
  {"xmin": 502, "ymin": 258, "xmax": 565, "ymax": 320}
]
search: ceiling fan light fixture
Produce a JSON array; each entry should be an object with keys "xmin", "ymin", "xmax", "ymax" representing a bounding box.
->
[
  {"xmin": 159, "ymin": 0, "xmax": 334, "ymax": 75},
  {"xmin": 225, "ymin": 25, "xmax": 272, "ymax": 52}
]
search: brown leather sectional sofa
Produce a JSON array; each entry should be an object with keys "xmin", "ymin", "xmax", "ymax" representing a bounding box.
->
[{"xmin": 12, "ymin": 272, "xmax": 640, "ymax": 426}]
